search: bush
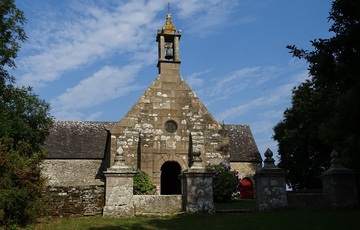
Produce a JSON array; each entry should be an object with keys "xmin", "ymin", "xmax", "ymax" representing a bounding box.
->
[
  {"xmin": 133, "ymin": 170, "xmax": 156, "ymax": 195},
  {"xmin": 0, "ymin": 138, "xmax": 47, "ymax": 227},
  {"xmin": 206, "ymin": 162, "xmax": 239, "ymax": 202}
]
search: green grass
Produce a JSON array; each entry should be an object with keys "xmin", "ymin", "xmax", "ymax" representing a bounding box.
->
[
  {"xmin": 24, "ymin": 209, "xmax": 360, "ymax": 230},
  {"xmin": 214, "ymin": 199, "xmax": 255, "ymax": 210}
]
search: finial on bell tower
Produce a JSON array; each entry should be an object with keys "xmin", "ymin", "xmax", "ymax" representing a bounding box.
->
[{"xmin": 156, "ymin": 4, "xmax": 181, "ymax": 73}]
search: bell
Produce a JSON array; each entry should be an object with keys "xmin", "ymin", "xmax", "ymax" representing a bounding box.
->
[{"xmin": 165, "ymin": 47, "xmax": 173, "ymax": 60}]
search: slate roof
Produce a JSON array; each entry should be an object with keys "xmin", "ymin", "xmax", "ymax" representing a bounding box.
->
[
  {"xmin": 44, "ymin": 121, "xmax": 262, "ymax": 162},
  {"xmin": 44, "ymin": 121, "xmax": 115, "ymax": 159},
  {"xmin": 225, "ymin": 124, "xmax": 262, "ymax": 162}
]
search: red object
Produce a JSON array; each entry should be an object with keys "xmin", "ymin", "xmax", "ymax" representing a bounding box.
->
[{"xmin": 240, "ymin": 178, "xmax": 253, "ymax": 199}]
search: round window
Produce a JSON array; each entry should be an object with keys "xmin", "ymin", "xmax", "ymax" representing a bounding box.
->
[{"xmin": 165, "ymin": 120, "xmax": 178, "ymax": 133}]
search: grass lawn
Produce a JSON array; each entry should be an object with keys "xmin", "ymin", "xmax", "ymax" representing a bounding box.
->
[
  {"xmin": 25, "ymin": 208, "xmax": 360, "ymax": 230},
  {"xmin": 214, "ymin": 199, "xmax": 256, "ymax": 210}
]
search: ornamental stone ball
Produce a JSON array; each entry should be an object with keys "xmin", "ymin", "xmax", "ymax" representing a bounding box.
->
[{"xmin": 264, "ymin": 148, "xmax": 275, "ymax": 168}]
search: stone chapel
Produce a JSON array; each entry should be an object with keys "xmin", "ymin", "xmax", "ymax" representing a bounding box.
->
[{"xmin": 42, "ymin": 11, "xmax": 262, "ymax": 215}]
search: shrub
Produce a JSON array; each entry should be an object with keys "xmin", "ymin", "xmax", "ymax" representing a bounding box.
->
[
  {"xmin": 206, "ymin": 162, "xmax": 239, "ymax": 202},
  {"xmin": 133, "ymin": 170, "xmax": 156, "ymax": 195},
  {"xmin": 0, "ymin": 138, "xmax": 47, "ymax": 227}
]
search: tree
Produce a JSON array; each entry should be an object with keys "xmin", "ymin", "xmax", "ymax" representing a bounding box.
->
[
  {"xmin": 0, "ymin": 0, "xmax": 27, "ymax": 84},
  {"xmin": 0, "ymin": 138, "xmax": 47, "ymax": 227},
  {"xmin": 273, "ymin": 0, "xmax": 360, "ymax": 190},
  {"xmin": 0, "ymin": 85, "xmax": 53, "ymax": 152},
  {"xmin": 0, "ymin": 0, "xmax": 53, "ymax": 227}
]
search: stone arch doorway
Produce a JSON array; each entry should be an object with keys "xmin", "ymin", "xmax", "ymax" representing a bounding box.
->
[
  {"xmin": 161, "ymin": 161, "xmax": 182, "ymax": 195},
  {"xmin": 240, "ymin": 178, "xmax": 254, "ymax": 199}
]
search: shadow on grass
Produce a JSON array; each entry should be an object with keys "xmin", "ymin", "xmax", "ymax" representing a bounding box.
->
[
  {"xmin": 87, "ymin": 209, "xmax": 360, "ymax": 230},
  {"xmin": 87, "ymin": 215, "xmax": 216, "ymax": 230},
  {"xmin": 88, "ymin": 222, "xmax": 149, "ymax": 230},
  {"xmin": 214, "ymin": 199, "xmax": 256, "ymax": 210}
]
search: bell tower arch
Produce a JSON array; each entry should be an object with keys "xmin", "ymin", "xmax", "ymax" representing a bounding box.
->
[
  {"xmin": 109, "ymin": 6, "xmax": 227, "ymax": 188},
  {"xmin": 156, "ymin": 7, "xmax": 181, "ymax": 74}
]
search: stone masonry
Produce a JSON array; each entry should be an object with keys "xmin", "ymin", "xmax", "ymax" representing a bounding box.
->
[
  {"xmin": 41, "ymin": 10, "xmax": 262, "ymax": 217},
  {"xmin": 103, "ymin": 149, "xmax": 137, "ymax": 217},
  {"xmin": 254, "ymin": 148, "xmax": 288, "ymax": 211},
  {"xmin": 182, "ymin": 151, "xmax": 215, "ymax": 213},
  {"xmin": 108, "ymin": 12, "xmax": 228, "ymax": 189},
  {"xmin": 321, "ymin": 150, "xmax": 359, "ymax": 208}
]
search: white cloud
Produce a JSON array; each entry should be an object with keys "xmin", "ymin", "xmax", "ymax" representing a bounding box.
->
[
  {"xmin": 200, "ymin": 65, "xmax": 284, "ymax": 107},
  {"xmin": 175, "ymin": 0, "xmax": 240, "ymax": 35},
  {"xmin": 17, "ymin": 0, "xmax": 164, "ymax": 87},
  {"xmin": 185, "ymin": 69, "xmax": 212, "ymax": 88},
  {"xmin": 16, "ymin": 0, "xmax": 245, "ymax": 87},
  {"xmin": 213, "ymin": 66, "xmax": 305, "ymax": 122},
  {"xmin": 215, "ymin": 90, "xmax": 283, "ymax": 121},
  {"xmin": 51, "ymin": 64, "xmax": 142, "ymax": 119},
  {"xmin": 209, "ymin": 59, "xmax": 310, "ymax": 160},
  {"xmin": 13, "ymin": 0, "xmax": 254, "ymax": 121},
  {"xmin": 85, "ymin": 112, "xmax": 103, "ymax": 121}
]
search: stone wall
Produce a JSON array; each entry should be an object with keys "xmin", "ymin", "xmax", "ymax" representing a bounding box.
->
[
  {"xmin": 42, "ymin": 159, "xmax": 105, "ymax": 216},
  {"xmin": 254, "ymin": 149, "xmax": 288, "ymax": 212},
  {"xmin": 44, "ymin": 185, "xmax": 104, "ymax": 216},
  {"xmin": 255, "ymin": 173, "xmax": 288, "ymax": 211},
  {"xmin": 287, "ymin": 190, "xmax": 324, "ymax": 210},
  {"xmin": 42, "ymin": 159, "xmax": 104, "ymax": 186},
  {"xmin": 133, "ymin": 195, "xmax": 182, "ymax": 215},
  {"xmin": 44, "ymin": 187, "xmax": 184, "ymax": 217},
  {"xmin": 230, "ymin": 162, "xmax": 262, "ymax": 181},
  {"xmin": 103, "ymin": 172, "xmax": 136, "ymax": 217},
  {"xmin": 182, "ymin": 171, "xmax": 215, "ymax": 213},
  {"xmin": 109, "ymin": 61, "xmax": 227, "ymax": 185}
]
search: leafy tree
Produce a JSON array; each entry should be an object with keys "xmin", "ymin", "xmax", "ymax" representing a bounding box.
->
[
  {"xmin": 0, "ymin": 138, "xmax": 47, "ymax": 227},
  {"xmin": 274, "ymin": 81, "xmax": 332, "ymax": 189},
  {"xmin": 0, "ymin": 85, "xmax": 53, "ymax": 152},
  {"xmin": 0, "ymin": 0, "xmax": 27, "ymax": 84},
  {"xmin": 274, "ymin": 0, "xmax": 360, "ymax": 190},
  {"xmin": 0, "ymin": 0, "xmax": 53, "ymax": 227}
]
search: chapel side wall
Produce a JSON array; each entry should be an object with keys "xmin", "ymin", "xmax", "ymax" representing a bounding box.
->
[
  {"xmin": 42, "ymin": 159, "xmax": 104, "ymax": 186},
  {"xmin": 42, "ymin": 159, "xmax": 105, "ymax": 216},
  {"xmin": 230, "ymin": 162, "xmax": 262, "ymax": 182}
]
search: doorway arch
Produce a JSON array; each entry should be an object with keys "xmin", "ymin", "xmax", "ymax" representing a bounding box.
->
[
  {"xmin": 240, "ymin": 178, "xmax": 254, "ymax": 199},
  {"xmin": 161, "ymin": 161, "xmax": 181, "ymax": 195}
]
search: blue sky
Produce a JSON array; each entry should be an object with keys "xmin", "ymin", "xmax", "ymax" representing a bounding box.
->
[{"xmin": 12, "ymin": 0, "xmax": 334, "ymax": 161}]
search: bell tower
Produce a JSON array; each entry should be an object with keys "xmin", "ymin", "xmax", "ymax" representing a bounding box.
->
[{"xmin": 156, "ymin": 7, "xmax": 181, "ymax": 74}]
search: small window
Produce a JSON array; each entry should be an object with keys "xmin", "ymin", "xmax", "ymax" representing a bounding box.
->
[{"xmin": 165, "ymin": 120, "xmax": 177, "ymax": 133}]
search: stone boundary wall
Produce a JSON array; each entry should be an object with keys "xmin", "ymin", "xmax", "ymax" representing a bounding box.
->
[
  {"xmin": 44, "ymin": 187, "xmax": 183, "ymax": 217},
  {"xmin": 287, "ymin": 191, "xmax": 324, "ymax": 210},
  {"xmin": 44, "ymin": 185, "xmax": 104, "ymax": 216},
  {"xmin": 133, "ymin": 195, "xmax": 183, "ymax": 216}
]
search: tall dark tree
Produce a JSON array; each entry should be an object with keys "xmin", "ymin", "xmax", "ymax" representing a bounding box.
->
[
  {"xmin": 0, "ymin": 0, "xmax": 53, "ymax": 227},
  {"xmin": 0, "ymin": 0, "xmax": 27, "ymax": 84},
  {"xmin": 274, "ymin": 0, "xmax": 360, "ymax": 190}
]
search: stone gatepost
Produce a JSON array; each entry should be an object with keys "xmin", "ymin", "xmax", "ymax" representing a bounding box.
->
[
  {"xmin": 103, "ymin": 148, "xmax": 136, "ymax": 217},
  {"xmin": 254, "ymin": 148, "xmax": 288, "ymax": 212},
  {"xmin": 182, "ymin": 151, "xmax": 215, "ymax": 213},
  {"xmin": 320, "ymin": 150, "xmax": 359, "ymax": 208}
]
